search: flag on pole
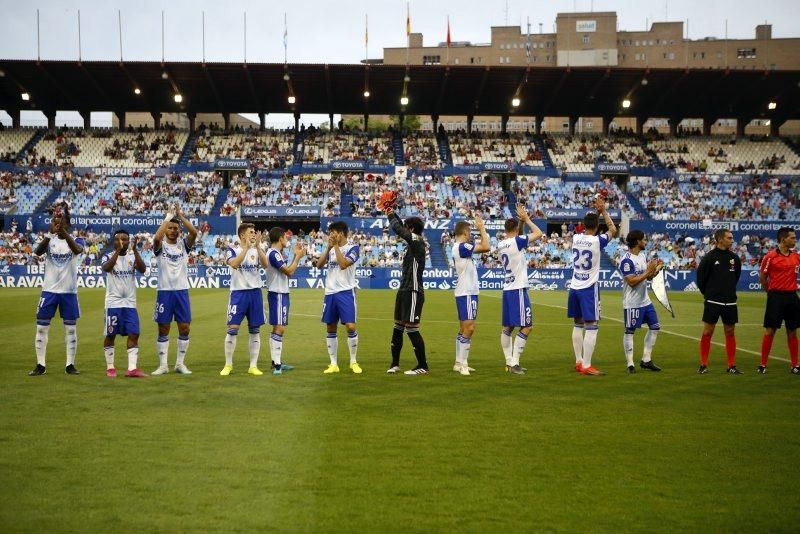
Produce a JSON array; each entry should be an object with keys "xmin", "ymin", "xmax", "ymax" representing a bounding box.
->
[
  {"xmin": 446, "ymin": 17, "xmax": 451, "ymax": 48},
  {"xmin": 406, "ymin": 3, "xmax": 411, "ymax": 36},
  {"xmin": 365, "ymin": 14, "xmax": 369, "ymax": 46}
]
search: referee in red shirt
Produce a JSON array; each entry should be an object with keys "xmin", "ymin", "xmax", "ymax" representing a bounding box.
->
[{"xmin": 758, "ymin": 227, "xmax": 800, "ymax": 374}]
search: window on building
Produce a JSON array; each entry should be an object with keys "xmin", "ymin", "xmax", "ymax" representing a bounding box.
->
[
  {"xmin": 582, "ymin": 35, "xmax": 590, "ymax": 44},
  {"xmin": 635, "ymin": 53, "xmax": 641, "ymax": 61},
  {"xmin": 716, "ymin": 52, "xmax": 722, "ymax": 59},
  {"xmin": 737, "ymin": 48, "xmax": 757, "ymax": 59},
  {"xmin": 663, "ymin": 52, "xmax": 675, "ymax": 60},
  {"xmin": 454, "ymin": 58, "xmax": 460, "ymax": 65},
  {"xmin": 649, "ymin": 40, "xmax": 655, "ymax": 46},
  {"xmin": 423, "ymin": 55, "xmax": 441, "ymax": 65},
  {"xmin": 546, "ymin": 55, "xmax": 550, "ymax": 62},
  {"xmin": 635, "ymin": 40, "xmax": 640, "ymax": 46},
  {"xmin": 500, "ymin": 44, "xmax": 505, "ymax": 49}
]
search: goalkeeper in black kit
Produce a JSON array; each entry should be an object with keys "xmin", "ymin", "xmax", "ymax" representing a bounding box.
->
[{"xmin": 382, "ymin": 204, "xmax": 429, "ymax": 375}]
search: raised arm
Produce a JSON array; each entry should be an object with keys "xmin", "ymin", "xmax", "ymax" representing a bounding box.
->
[
  {"xmin": 316, "ymin": 236, "xmax": 333, "ymax": 269},
  {"xmin": 153, "ymin": 208, "xmax": 174, "ymax": 251},
  {"xmin": 174, "ymin": 203, "xmax": 198, "ymax": 249},
  {"xmin": 516, "ymin": 204, "xmax": 543, "ymax": 243},
  {"xmin": 595, "ymin": 197, "xmax": 618, "ymax": 238},
  {"xmin": 255, "ymin": 231, "xmax": 268, "ymax": 268},
  {"xmin": 57, "ymin": 222, "xmax": 84, "ymax": 255},
  {"xmin": 473, "ymin": 215, "xmax": 491, "ymax": 253},
  {"xmin": 34, "ymin": 227, "xmax": 54, "ymax": 257},
  {"xmin": 280, "ymin": 242, "xmax": 307, "ymax": 276},
  {"xmin": 386, "ymin": 207, "xmax": 413, "ymax": 244},
  {"xmin": 623, "ymin": 259, "xmax": 658, "ymax": 287},
  {"xmin": 131, "ymin": 236, "xmax": 147, "ymax": 274},
  {"xmin": 101, "ymin": 245, "xmax": 121, "ymax": 273}
]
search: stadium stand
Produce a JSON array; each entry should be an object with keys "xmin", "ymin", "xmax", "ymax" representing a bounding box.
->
[
  {"xmin": 46, "ymin": 172, "xmax": 222, "ymax": 216},
  {"xmin": 628, "ymin": 175, "xmax": 800, "ymax": 220},
  {"xmin": 448, "ymin": 132, "xmax": 545, "ymax": 167},
  {"xmin": 403, "ymin": 132, "xmax": 442, "ymax": 169},
  {"xmin": 22, "ymin": 127, "xmax": 187, "ymax": 168},
  {"xmin": 513, "ymin": 177, "xmax": 639, "ymax": 219},
  {"xmin": 0, "ymin": 128, "xmax": 38, "ymax": 163},
  {"xmin": 545, "ymin": 132, "xmax": 652, "ymax": 172},
  {"xmin": 647, "ymin": 135, "xmax": 800, "ymax": 174},
  {"xmin": 0, "ymin": 171, "xmax": 55, "ymax": 214},
  {"xmin": 606, "ymin": 231, "xmax": 778, "ymax": 271},
  {"xmin": 191, "ymin": 127, "xmax": 295, "ymax": 169},
  {"xmin": 348, "ymin": 173, "xmax": 511, "ymax": 220},
  {"xmin": 303, "ymin": 131, "xmax": 394, "ymax": 164},
  {"xmin": 221, "ymin": 174, "xmax": 341, "ymax": 216}
]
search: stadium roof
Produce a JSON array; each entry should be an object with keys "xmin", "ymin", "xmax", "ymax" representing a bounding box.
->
[{"xmin": 0, "ymin": 60, "xmax": 798, "ymax": 122}]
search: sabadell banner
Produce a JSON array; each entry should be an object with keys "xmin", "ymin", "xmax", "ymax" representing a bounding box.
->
[{"xmin": 0, "ymin": 265, "xmax": 767, "ymax": 292}]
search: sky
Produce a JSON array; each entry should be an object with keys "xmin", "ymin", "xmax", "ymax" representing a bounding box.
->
[{"xmin": 1, "ymin": 0, "xmax": 798, "ymax": 126}]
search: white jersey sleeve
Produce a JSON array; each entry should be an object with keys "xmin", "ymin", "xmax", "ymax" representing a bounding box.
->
[
  {"xmin": 620, "ymin": 252, "xmax": 652, "ymax": 308},
  {"xmin": 265, "ymin": 248, "xmax": 290, "ymax": 293},
  {"xmin": 453, "ymin": 242, "xmax": 479, "ymax": 296}
]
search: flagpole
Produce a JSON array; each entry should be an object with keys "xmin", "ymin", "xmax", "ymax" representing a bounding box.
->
[
  {"xmin": 446, "ymin": 16, "xmax": 450, "ymax": 65},
  {"xmin": 406, "ymin": 2, "xmax": 410, "ymax": 65},
  {"xmin": 283, "ymin": 13, "xmax": 288, "ymax": 64},
  {"xmin": 365, "ymin": 13, "xmax": 368, "ymax": 61}
]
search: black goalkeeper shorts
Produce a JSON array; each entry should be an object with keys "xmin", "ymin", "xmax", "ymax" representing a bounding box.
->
[{"xmin": 394, "ymin": 290, "xmax": 424, "ymax": 324}]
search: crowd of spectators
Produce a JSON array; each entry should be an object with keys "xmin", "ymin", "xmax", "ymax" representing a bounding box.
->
[
  {"xmin": 221, "ymin": 173, "xmax": 341, "ymax": 216},
  {"xmin": 46, "ymin": 172, "xmax": 222, "ymax": 216},
  {"xmin": 348, "ymin": 173, "xmax": 509, "ymax": 221},
  {"xmin": 628, "ymin": 175, "xmax": 800, "ymax": 221}
]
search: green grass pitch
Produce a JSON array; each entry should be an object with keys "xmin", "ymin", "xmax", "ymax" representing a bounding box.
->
[{"xmin": 1, "ymin": 288, "xmax": 798, "ymax": 532}]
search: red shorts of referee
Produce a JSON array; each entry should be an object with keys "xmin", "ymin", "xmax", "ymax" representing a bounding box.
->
[{"xmin": 758, "ymin": 227, "xmax": 800, "ymax": 374}]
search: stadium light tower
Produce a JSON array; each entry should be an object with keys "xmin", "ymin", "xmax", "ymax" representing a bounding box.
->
[
  {"xmin": 511, "ymin": 97, "xmax": 521, "ymax": 107},
  {"xmin": 622, "ymin": 99, "xmax": 631, "ymax": 109},
  {"xmin": 768, "ymin": 101, "xmax": 777, "ymax": 110},
  {"xmin": 134, "ymin": 88, "xmax": 141, "ymax": 95},
  {"xmin": 400, "ymin": 96, "xmax": 409, "ymax": 106},
  {"xmin": 363, "ymin": 90, "xmax": 370, "ymax": 98},
  {"xmin": 174, "ymin": 94, "xmax": 183, "ymax": 103},
  {"xmin": 288, "ymin": 95, "xmax": 296, "ymax": 104},
  {"xmin": 21, "ymin": 92, "xmax": 30, "ymax": 101}
]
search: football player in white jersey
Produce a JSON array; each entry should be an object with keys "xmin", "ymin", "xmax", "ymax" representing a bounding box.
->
[
  {"xmin": 29, "ymin": 206, "xmax": 85, "ymax": 376},
  {"xmin": 265, "ymin": 227, "xmax": 306, "ymax": 375},
  {"xmin": 101, "ymin": 229, "xmax": 147, "ymax": 378},
  {"xmin": 151, "ymin": 204, "xmax": 198, "ymax": 376},
  {"xmin": 497, "ymin": 204, "xmax": 544, "ymax": 375},
  {"xmin": 220, "ymin": 223, "xmax": 269, "ymax": 376},
  {"xmin": 618, "ymin": 229, "xmax": 662, "ymax": 374},
  {"xmin": 451, "ymin": 215, "xmax": 490, "ymax": 375},
  {"xmin": 315, "ymin": 221, "xmax": 362, "ymax": 374},
  {"xmin": 568, "ymin": 195, "xmax": 618, "ymax": 376}
]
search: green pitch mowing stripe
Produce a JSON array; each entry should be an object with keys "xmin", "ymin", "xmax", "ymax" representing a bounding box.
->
[{"xmin": 0, "ymin": 289, "xmax": 798, "ymax": 532}]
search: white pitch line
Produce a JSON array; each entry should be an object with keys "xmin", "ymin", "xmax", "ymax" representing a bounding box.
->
[
  {"xmin": 295, "ymin": 295, "xmax": 790, "ymax": 363},
  {"xmin": 483, "ymin": 294, "xmax": 789, "ymax": 363}
]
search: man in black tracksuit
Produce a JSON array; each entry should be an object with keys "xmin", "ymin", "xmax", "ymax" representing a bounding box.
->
[
  {"xmin": 383, "ymin": 206, "xmax": 428, "ymax": 375},
  {"xmin": 696, "ymin": 228, "xmax": 742, "ymax": 374}
]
